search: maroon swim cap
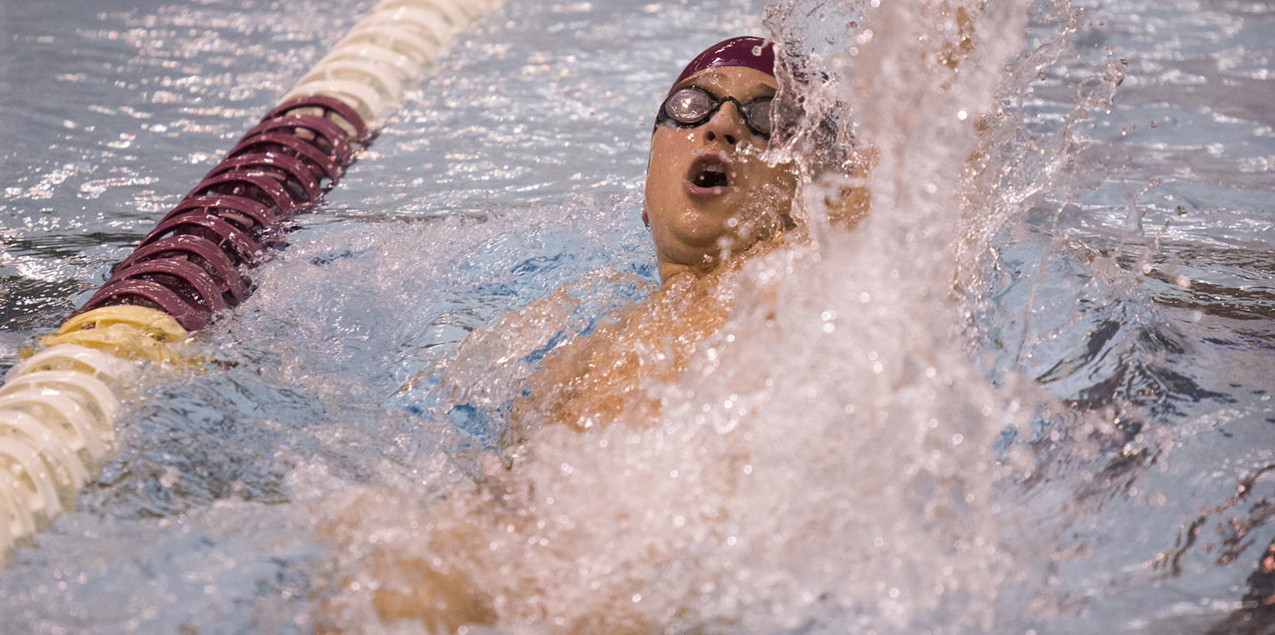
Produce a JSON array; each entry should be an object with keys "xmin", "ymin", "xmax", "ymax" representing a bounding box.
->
[{"xmin": 673, "ymin": 36, "xmax": 776, "ymax": 87}]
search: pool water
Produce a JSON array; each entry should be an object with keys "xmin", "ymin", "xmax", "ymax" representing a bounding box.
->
[{"xmin": 1, "ymin": 0, "xmax": 1272, "ymax": 633}]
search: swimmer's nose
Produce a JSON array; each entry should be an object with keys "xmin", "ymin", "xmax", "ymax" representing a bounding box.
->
[{"xmin": 703, "ymin": 101, "xmax": 749, "ymax": 147}]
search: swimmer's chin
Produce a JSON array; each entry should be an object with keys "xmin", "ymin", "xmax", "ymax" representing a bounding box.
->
[
  {"xmin": 655, "ymin": 233, "xmax": 728, "ymax": 281},
  {"xmin": 657, "ymin": 234, "xmax": 770, "ymax": 283}
]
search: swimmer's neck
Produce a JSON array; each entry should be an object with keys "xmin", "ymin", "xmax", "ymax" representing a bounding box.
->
[
  {"xmin": 658, "ymin": 257, "xmax": 728, "ymax": 285},
  {"xmin": 657, "ymin": 233, "xmax": 791, "ymax": 285},
  {"xmin": 657, "ymin": 261, "xmax": 697, "ymax": 285}
]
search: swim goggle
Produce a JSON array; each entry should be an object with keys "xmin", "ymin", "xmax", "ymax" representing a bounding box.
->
[{"xmin": 656, "ymin": 86, "xmax": 775, "ymax": 140}]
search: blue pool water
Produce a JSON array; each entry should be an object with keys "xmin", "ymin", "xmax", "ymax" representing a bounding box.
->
[{"xmin": 1, "ymin": 0, "xmax": 1272, "ymax": 633}]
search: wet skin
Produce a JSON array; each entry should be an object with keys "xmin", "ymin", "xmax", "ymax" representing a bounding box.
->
[
  {"xmin": 644, "ymin": 67, "xmax": 797, "ymax": 283},
  {"xmin": 513, "ymin": 67, "xmax": 801, "ymax": 434},
  {"xmin": 395, "ymin": 67, "xmax": 807, "ymax": 434}
]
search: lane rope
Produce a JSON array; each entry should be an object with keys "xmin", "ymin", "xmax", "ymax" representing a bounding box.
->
[{"xmin": 0, "ymin": 0, "xmax": 502, "ymax": 557}]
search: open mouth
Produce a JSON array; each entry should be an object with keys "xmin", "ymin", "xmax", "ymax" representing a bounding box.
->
[{"xmin": 686, "ymin": 155, "xmax": 731, "ymax": 194}]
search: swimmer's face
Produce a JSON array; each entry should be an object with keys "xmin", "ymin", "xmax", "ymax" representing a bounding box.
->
[{"xmin": 645, "ymin": 67, "xmax": 796, "ymax": 282}]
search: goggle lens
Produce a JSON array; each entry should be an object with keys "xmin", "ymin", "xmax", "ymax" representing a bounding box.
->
[{"xmin": 658, "ymin": 87, "xmax": 774, "ymax": 139}]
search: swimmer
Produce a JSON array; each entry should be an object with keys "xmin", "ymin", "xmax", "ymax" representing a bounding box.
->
[
  {"xmin": 507, "ymin": 36, "xmax": 867, "ymax": 434},
  {"xmin": 406, "ymin": 37, "xmax": 868, "ymax": 435},
  {"xmin": 332, "ymin": 37, "xmax": 869, "ymax": 633}
]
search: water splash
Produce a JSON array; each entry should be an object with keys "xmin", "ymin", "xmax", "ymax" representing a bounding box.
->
[{"xmin": 320, "ymin": 0, "xmax": 1063, "ymax": 632}]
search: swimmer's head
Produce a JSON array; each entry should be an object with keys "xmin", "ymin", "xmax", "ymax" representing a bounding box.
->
[{"xmin": 644, "ymin": 37, "xmax": 796, "ymax": 283}]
